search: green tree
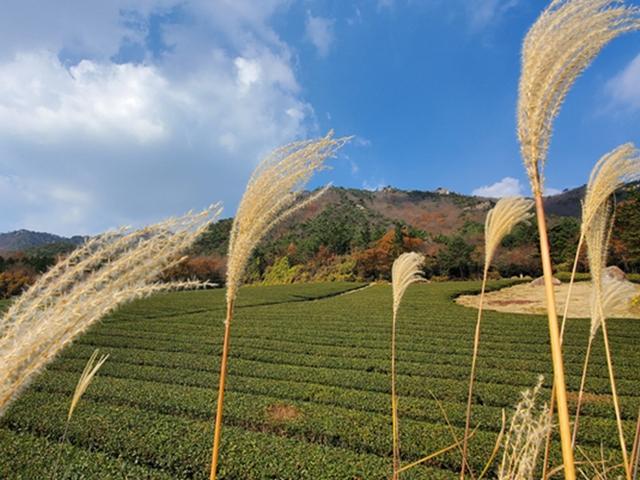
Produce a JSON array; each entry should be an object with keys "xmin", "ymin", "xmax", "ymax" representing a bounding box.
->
[
  {"xmin": 611, "ymin": 191, "xmax": 640, "ymax": 273},
  {"xmin": 437, "ymin": 236, "xmax": 476, "ymax": 278}
]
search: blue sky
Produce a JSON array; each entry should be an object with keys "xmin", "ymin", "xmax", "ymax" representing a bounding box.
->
[{"xmin": 0, "ymin": 0, "xmax": 639, "ymax": 235}]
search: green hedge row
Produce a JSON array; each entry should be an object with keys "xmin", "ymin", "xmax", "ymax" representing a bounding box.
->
[{"xmin": 1, "ymin": 390, "xmax": 456, "ymax": 480}]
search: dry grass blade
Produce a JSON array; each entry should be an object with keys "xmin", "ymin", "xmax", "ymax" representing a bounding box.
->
[
  {"xmin": 499, "ymin": 377, "xmax": 551, "ymax": 480},
  {"xmin": 390, "ymin": 252, "xmax": 425, "ymax": 479},
  {"xmin": 210, "ymin": 132, "xmax": 349, "ymax": 480},
  {"xmin": 225, "ymin": 131, "xmax": 350, "ymax": 305},
  {"xmin": 461, "ymin": 197, "xmax": 533, "ymax": 480},
  {"xmin": 0, "ymin": 205, "xmax": 220, "ymax": 417},
  {"xmin": 68, "ymin": 349, "xmax": 109, "ymax": 421},
  {"xmin": 518, "ymin": 0, "xmax": 640, "ymax": 194}
]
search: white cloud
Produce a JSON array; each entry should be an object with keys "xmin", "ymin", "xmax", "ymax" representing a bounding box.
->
[
  {"xmin": 0, "ymin": 1, "xmax": 314, "ymax": 235},
  {"xmin": 606, "ymin": 53, "xmax": 640, "ymax": 109},
  {"xmin": 305, "ymin": 14, "xmax": 335, "ymax": 57},
  {"xmin": 377, "ymin": 0, "xmax": 394, "ymax": 10},
  {"xmin": 472, "ymin": 177, "xmax": 524, "ymax": 198}
]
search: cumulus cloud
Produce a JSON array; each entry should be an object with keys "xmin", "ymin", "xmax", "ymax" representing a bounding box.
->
[
  {"xmin": 472, "ymin": 177, "xmax": 525, "ymax": 198},
  {"xmin": 606, "ymin": 53, "xmax": 640, "ymax": 109},
  {"xmin": 305, "ymin": 13, "xmax": 335, "ymax": 57},
  {"xmin": 0, "ymin": 0, "xmax": 314, "ymax": 235}
]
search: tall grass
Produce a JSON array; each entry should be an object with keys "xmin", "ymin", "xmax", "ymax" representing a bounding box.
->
[
  {"xmin": 390, "ymin": 252, "xmax": 425, "ymax": 479},
  {"xmin": 0, "ymin": 206, "xmax": 220, "ymax": 416},
  {"xmin": 571, "ymin": 202, "xmax": 636, "ymax": 479},
  {"xmin": 209, "ymin": 132, "xmax": 349, "ymax": 480},
  {"xmin": 560, "ymin": 143, "xmax": 640, "ymax": 338},
  {"xmin": 517, "ymin": 2, "xmax": 640, "ymax": 477},
  {"xmin": 460, "ymin": 197, "xmax": 533, "ymax": 480},
  {"xmin": 498, "ymin": 377, "xmax": 551, "ymax": 480}
]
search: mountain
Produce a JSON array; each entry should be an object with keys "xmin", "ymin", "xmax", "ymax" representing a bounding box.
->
[{"xmin": 0, "ymin": 230, "xmax": 85, "ymax": 253}]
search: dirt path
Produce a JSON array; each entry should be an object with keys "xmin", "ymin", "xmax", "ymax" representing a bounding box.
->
[{"xmin": 456, "ymin": 281, "xmax": 640, "ymax": 318}]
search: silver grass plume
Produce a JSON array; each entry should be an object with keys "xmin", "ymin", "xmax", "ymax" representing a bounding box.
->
[
  {"xmin": 585, "ymin": 202, "xmax": 613, "ymax": 337},
  {"xmin": 225, "ymin": 131, "xmax": 350, "ymax": 305},
  {"xmin": 582, "ymin": 143, "xmax": 640, "ymax": 238},
  {"xmin": 390, "ymin": 251, "xmax": 425, "ymax": 479},
  {"xmin": 392, "ymin": 252, "xmax": 425, "ymax": 319},
  {"xmin": 461, "ymin": 197, "xmax": 533, "ymax": 479},
  {"xmin": 580, "ymin": 200, "xmax": 632, "ymax": 478},
  {"xmin": 484, "ymin": 197, "xmax": 534, "ymax": 269},
  {"xmin": 68, "ymin": 349, "xmax": 108, "ymax": 421},
  {"xmin": 590, "ymin": 275, "xmax": 637, "ymax": 339},
  {"xmin": 0, "ymin": 205, "xmax": 221, "ymax": 416},
  {"xmin": 499, "ymin": 377, "xmax": 551, "ymax": 480},
  {"xmin": 518, "ymin": 0, "xmax": 640, "ymax": 195}
]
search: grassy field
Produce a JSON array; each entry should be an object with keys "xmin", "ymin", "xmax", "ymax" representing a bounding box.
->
[{"xmin": 1, "ymin": 281, "xmax": 639, "ymax": 479}]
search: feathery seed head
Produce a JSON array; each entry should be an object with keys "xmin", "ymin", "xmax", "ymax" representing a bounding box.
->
[
  {"xmin": 499, "ymin": 376, "xmax": 551, "ymax": 480},
  {"xmin": 518, "ymin": 0, "xmax": 640, "ymax": 194},
  {"xmin": 590, "ymin": 275, "xmax": 637, "ymax": 338},
  {"xmin": 68, "ymin": 349, "xmax": 108, "ymax": 421},
  {"xmin": 225, "ymin": 131, "xmax": 350, "ymax": 304},
  {"xmin": 582, "ymin": 143, "xmax": 640, "ymax": 235},
  {"xmin": 0, "ymin": 204, "xmax": 221, "ymax": 417},
  {"xmin": 484, "ymin": 197, "xmax": 534, "ymax": 269},
  {"xmin": 391, "ymin": 252, "xmax": 425, "ymax": 319},
  {"xmin": 584, "ymin": 200, "xmax": 616, "ymax": 337}
]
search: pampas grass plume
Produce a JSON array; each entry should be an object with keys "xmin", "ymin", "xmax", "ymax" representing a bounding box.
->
[
  {"xmin": 484, "ymin": 197, "xmax": 534, "ymax": 269},
  {"xmin": 225, "ymin": 131, "xmax": 350, "ymax": 305},
  {"xmin": 210, "ymin": 132, "xmax": 349, "ymax": 480},
  {"xmin": 392, "ymin": 252, "xmax": 426, "ymax": 319},
  {"xmin": 461, "ymin": 197, "xmax": 533, "ymax": 479},
  {"xmin": 499, "ymin": 377, "xmax": 551, "ymax": 480},
  {"xmin": 0, "ymin": 205, "xmax": 221, "ymax": 416},
  {"xmin": 518, "ymin": 0, "xmax": 640, "ymax": 194},
  {"xmin": 68, "ymin": 349, "xmax": 108, "ymax": 421}
]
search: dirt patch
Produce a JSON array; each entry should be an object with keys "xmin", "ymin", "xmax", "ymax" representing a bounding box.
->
[
  {"xmin": 456, "ymin": 281, "xmax": 640, "ymax": 318},
  {"xmin": 266, "ymin": 404, "xmax": 302, "ymax": 422}
]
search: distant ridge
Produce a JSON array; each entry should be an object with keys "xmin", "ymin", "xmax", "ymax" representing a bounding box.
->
[
  {"xmin": 0, "ymin": 229, "xmax": 85, "ymax": 253},
  {"xmin": 1, "ymin": 182, "xmax": 636, "ymax": 254}
]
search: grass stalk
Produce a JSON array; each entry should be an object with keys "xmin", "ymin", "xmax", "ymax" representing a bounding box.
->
[
  {"xmin": 461, "ymin": 266, "xmax": 488, "ymax": 480},
  {"xmin": 571, "ymin": 334, "xmax": 594, "ymax": 448},
  {"xmin": 391, "ymin": 310, "xmax": 400, "ymax": 479},
  {"xmin": 533, "ymin": 192, "xmax": 576, "ymax": 480},
  {"xmin": 210, "ymin": 300, "xmax": 233, "ymax": 480}
]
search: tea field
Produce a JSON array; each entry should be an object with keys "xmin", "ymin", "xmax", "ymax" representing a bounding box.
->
[{"xmin": 1, "ymin": 281, "xmax": 640, "ymax": 479}]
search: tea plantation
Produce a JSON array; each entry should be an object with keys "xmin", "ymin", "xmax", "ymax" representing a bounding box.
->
[{"xmin": 1, "ymin": 281, "xmax": 639, "ymax": 479}]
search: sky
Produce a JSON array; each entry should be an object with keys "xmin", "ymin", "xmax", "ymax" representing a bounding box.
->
[{"xmin": 1, "ymin": 0, "xmax": 639, "ymax": 236}]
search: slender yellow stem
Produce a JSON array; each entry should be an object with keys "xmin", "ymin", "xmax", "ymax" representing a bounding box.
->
[
  {"xmin": 478, "ymin": 411, "xmax": 506, "ymax": 480},
  {"xmin": 398, "ymin": 428, "xmax": 479, "ymax": 474},
  {"xmin": 601, "ymin": 320, "xmax": 631, "ymax": 480},
  {"xmin": 542, "ymin": 233, "xmax": 585, "ymax": 478},
  {"xmin": 210, "ymin": 300, "xmax": 234, "ymax": 480},
  {"xmin": 572, "ymin": 334, "xmax": 594, "ymax": 448},
  {"xmin": 534, "ymin": 192, "xmax": 576, "ymax": 480},
  {"xmin": 391, "ymin": 311, "xmax": 400, "ymax": 480},
  {"xmin": 561, "ymin": 234, "xmax": 585, "ymax": 338},
  {"xmin": 460, "ymin": 269, "xmax": 488, "ymax": 480}
]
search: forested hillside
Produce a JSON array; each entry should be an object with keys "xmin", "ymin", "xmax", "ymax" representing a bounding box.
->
[{"xmin": 2, "ymin": 184, "xmax": 639, "ymax": 296}]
